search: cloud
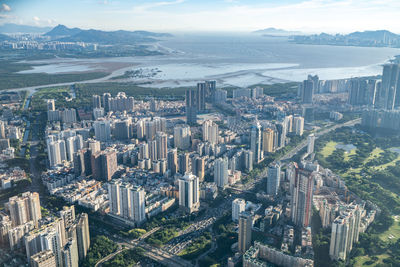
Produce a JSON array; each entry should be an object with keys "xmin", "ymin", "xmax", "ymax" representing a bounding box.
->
[
  {"xmin": 1, "ymin": 3, "xmax": 11, "ymax": 12},
  {"xmin": 132, "ymin": 0, "xmax": 185, "ymax": 13}
]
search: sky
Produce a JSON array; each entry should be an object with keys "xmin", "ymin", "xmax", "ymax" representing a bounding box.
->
[{"xmin": 0, "ymin": 0, "xmax": 400, "ymax": 33}]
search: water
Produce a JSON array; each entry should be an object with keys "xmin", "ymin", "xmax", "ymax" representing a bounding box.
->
[{"xmin": 18, "ymin": 34, "xmax": 400, "ymax": 88}]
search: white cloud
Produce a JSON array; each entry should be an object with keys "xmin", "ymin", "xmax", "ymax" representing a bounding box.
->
[
  {"xmin": 132, "ymin": 0, "xmax": 185, "ymax": 13},
  {"xmin": 1, "ymin": 4, "xmax": 11, "ymax": 12}
]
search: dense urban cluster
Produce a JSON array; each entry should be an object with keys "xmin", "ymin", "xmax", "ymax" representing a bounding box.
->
[{"xmin": 1, "ymin": 60, "xmax": 400, "ymax": 267}]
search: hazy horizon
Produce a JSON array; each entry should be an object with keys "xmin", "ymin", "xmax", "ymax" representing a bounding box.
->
[{"xmin": 1, "ymin": 0, "xmax": 400, "ymax": 34}]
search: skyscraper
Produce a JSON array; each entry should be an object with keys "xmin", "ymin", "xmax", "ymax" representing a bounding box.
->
[
  {"xmin": 294, "ymin": 116, "xmax": 304, "ymax": 136},
  {"xmin": 174, "ymin": 124, "xmax": 191, "ymax": 150},
  {"xmin": 214, "ymin": 157, "xmax": 228, "ymax": 188},
  {"xmin": 262, "ymin": 128, "xmax": 275, "ymax": 153},
  {"xmin": 186, "ymin": 89, "xmax": 198, "ymax": 124},
  {"xmin": 30, "ymin": 250, "xmax": 56, "ymax": 267},
  {"xmin": 291, "ymin": 165, "xmax": 314, "ymax": 227},
  {"xmin": 376, "ymin": 63, "xmax": 400, "ymax": 110},
  {"xmin": 7, "ymin": 192, "xmax": 41, "ymax": 227},
  {"xmin": 232, "ymin": 198, "xmax": 246, "ymax": 222},
  {"xmin": 178, "ymin": 153, "xmax": 190, "ymax": 175},
  {"xmin": 267, "ymin": 162, "xmax": 281, "ymax": 196},
  {"xmin": 92, "ymin": 149, "xmax": 118, "ymax": 181},
  {"xmin": 301, "ymin": 77, "xmax": 315, "ymax": 104},
  {"xmin": 167, "ymin": 149, "xmax": 178, "ymax": 175},
  {"xmin": 76, "ymin": 213, "xmax": 90, "ymax": 261},
  {"xmin": 329, "ymin": 215, "xmax": 350, "ymax": 261},
  {"xmin": 94, "ymin": 120, "xmax": 111, "ymax": 142},
  {"xmin": 156, "ymin": 131, "xmax": 168, "ymax": 160},
  {"xmin": 238, "ymin": 211, "xmax": 252, "ymax": 254},
  {"xmin": 196, "ymin": 82, "xmax": 207, "ymax": 112},
  {"xmin": 62, "ymin": 238, "xmax": 79, "ymax": 267},
  {"xmin": 179, "ymin": 173, "xmax": 200, "ymax": 213},
  {"xmin": 202, "ymin": 120, "xmax": 219, "ymax": 145},
  {"xmin": 250, "ymin": 122, "xmax": 263, "ymax": 163},
  {"xmin": 92, "ymin": 95, "xmax": 102, "ymax": 109},
  {"xmin": 307, "ymin": 134, "xmax": 315, "ymax": 154}
]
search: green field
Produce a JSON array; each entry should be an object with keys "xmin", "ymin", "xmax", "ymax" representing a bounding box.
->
[
  {"xmin": 379, "ymin": 216, "xmax": 400, "ymax": 242},
  {"xmin": 353, "ymin": 254, "xmax": 390, "ymax": 267},
  {"xmin": 320, "ymin": 141, "xmax": 338, "ymax": 158}
]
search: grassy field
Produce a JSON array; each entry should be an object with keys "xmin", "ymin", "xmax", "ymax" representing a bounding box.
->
[
  {"xmin": 379, "ymin": 216, "xmax": 400, "ymax": 242},
  {"xmin": 320, "ymin": 141, "xmax": 338, "ymax": 158},
  {"xmin": 353, "ymin": 254, "xmax": 390, "ymax": 267}
]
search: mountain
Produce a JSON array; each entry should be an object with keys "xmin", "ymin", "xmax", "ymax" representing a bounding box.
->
[
  {"xmin": 0, "ymin": 23, "xmax": 52, "ymax": 34},
  {"xmin": 44, "ymin": 24, "xmax": 82, "ymax": 37},
  {"xmin": 253, "ymin": 27, "xmax": 302, "ymax": 36},
  {"xmin": 44, "ymin": 25, "xmax": 172, "ymax": 44},
  {"xmin": 291, "ymin": 30, "xmax": 400, "ymax": 48}
]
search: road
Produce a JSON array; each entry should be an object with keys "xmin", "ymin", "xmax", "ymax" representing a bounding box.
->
[{"xmin": 95, "ymin": 227, "xmax": 162, "ymax": 267}]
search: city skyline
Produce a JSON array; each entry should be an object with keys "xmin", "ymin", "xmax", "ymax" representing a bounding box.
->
[{"xmin": 0, "ymin": 0, "xmax": 400, "ymax": 33}]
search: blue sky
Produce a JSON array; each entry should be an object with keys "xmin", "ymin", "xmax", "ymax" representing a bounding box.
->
[{"xmin": 0, "ymin": 0, "xmax": 400, "ymax": 33}]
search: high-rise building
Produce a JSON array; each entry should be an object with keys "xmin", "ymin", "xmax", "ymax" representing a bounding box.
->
[
  {"xmin": 202, "ymin": 120, "xmax": 219, "ymax": 145},
  {"xmin": 76, "ymin": 213, "xmax": 90, "ymax": 261},
  {"xmin": 108, "ymin": 180, "xmax": 121, "ymax": 215},
  {"xmin": 262, "ymin": 128, "xmax": 275, "ymax": 153},
  {"xmin": 167, "ymin": 148, "xmax": 178, "ymax": 175},
  {"xmin": 92, "ymin": 95, "xmax": 102, "ymax": 109},
  {"xmin": 108, "ymin": 181, "xmax": 146, "ymax": 225},
  {"xmin": 59, "ymin": 206, "xmax": 76, "ymax": 229},
  {"xmin": 130, "ymin": 186, "xmax": 146, "ymax": 224},
  {"xmin": 232, "ymin": 198, "xmax": 246, "ymax": 222},
  {"xmin": 276, "ymin": 122, "xmax": 287, "ymax": 149},
  {"xmin": 47, "ymin": 139, "xmax": 67, "ymax": 167},
  {"xmin": 185, "ymin": 89, "xmax": 198, "ymax": 124},
  {"xmin": 31, "ymin": 250, "xmax": 56, "ymax": 267},
  {"xmin": 329, "ymin": 215, "xmax": 350, "ymax": 261},
  {"xmin": 178, "ymin": 153, "xmax": 190, "ymax": 175},
  {"xmin": 197, "ymin": 82, "xmax": 207, "ymax": 112},
  {"xmin": 294, "ymin": 116, "xmax": 304, "ymax": 136},
  {"xmin": 102, "ymin": 93, "xmax": 111, "ymax": 112},
  {"xmin": 24, "ymin": 220, "xmax": 65, "ymax": 267},
  {"xmin": 73, "ymin": 149, "xmax": 92, "ymax": 177},
  {"xmin": 375, "ymin": 64, "xmax": 400, "ymax": 110},
  {"xmin": 114, "ymin": 119, "xmax": 132, "ymax": 140},
  {"xmin": 214, "ymin": 157, "xmax": 228, "ymax": 188},
  {"xmin": 301, "ymin": 77, "xmax": 315, "ymax": 104},
  {"xmin": 61, "ymin": 109, "xmax": 77, "ymax": 124},
  {"xmin": 238, "ymin": 211, "xmax": 252, "ymax": 254},
  {"xmin": 108, "ymin": 92, "xmax": 134, "ymax": 112},
  {"xmin": 194, "ymin": 156, "xmax": 205, "ymax": 181},
  {"xmin": 94, "ymin": 120, "xmax": 111, "ymax": 142},
  {"xmin": 0, "ymin": 120, "xmax": 6, "ymax": 139},
  {"xmin": 87, "ymin": 139, "xmax": 101, "ymax": 154},
  {"xmin": 267, "ymin": 162, "xmax": 281, "ymax": 196},
  {"xmin": 291, "ymin": 165, "xmax": 314, "ymax": 227},
  {"xmin": 156, "ymin": 132, "xmax": 168, "ymax": 160},
  {"xmin": 178, "ymin": 173, "xmax": 200, "ymax": 213},
  {"xmin": 307, "ymin": 134, "xmax": 315, "ymax": 154},
  {"xmin": 62, "ymin": 238, "xmax": 79, "ymax": 267},
  {"xmin": 7, "ymin": 192, "xmax": 41, "ymax": 227},
  {"xmin": 174, "ymin": 124, "xmax": 191, "ymax": 150},
  {"xmin": 250, "ymin": 122, "xmax": 263, "ymax": 163},
  {"xmin": 92, "ymin": 149, "xmax": 117, "ymax": 181}
]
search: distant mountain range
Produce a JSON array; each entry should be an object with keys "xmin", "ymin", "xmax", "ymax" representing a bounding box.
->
[
  {"xmin": 0, "ymin": 23, "xmax": 52, "ymax": 33},
  {"xmin": 253, "ymin": 27, "xmax": 302, "ymax": 36},
  {"xmin": 291, "ymin": 30, "xmax": 400, "ymax": 48},
  {"xmin": 45, "ymin": 24, "xmax": 172, "ymax": 44}
]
